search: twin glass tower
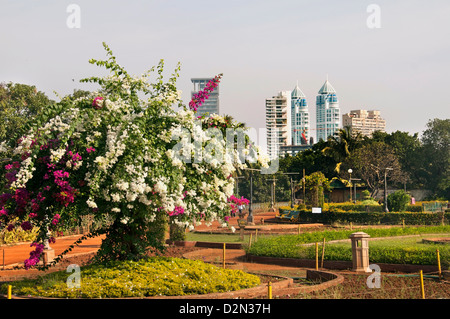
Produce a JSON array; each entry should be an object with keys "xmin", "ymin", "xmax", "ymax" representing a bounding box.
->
[{"xmin": 291, "ymin": 77, "xmax": 340, "ymax": 145}]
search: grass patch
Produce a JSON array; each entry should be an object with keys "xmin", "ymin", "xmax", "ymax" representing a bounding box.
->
[
  {"xmin": 246, "ymin": 225, "xmax": 450, "ymax": 266},
  {"xmin": 0, "ymin": 257, "xmax": 261, "ymax": 298}
]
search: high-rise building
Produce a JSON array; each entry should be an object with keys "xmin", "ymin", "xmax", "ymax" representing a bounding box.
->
[
  {"xmin": 265, "ymin": 91, "xmax": 291, "ymax": 160},
  {"xmin": 342, "ymin": 110, "xmax": 386, "ymax": 137},
  {"xmin": 291, "ymin": 82, "xmax": 310, "ymax": 145},
  {"xmin": 191, "ymin": 78, "xmax": 220, "ymax": 116},
  {"xmin": 316, "ymin": 78, "xmax": 340, "ymax": 142}
]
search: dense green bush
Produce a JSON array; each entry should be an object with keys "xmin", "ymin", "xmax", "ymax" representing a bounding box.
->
[
  {"xmin": 325, "ymin": 202, "xmax": 383, "ymax": 213},
  {"xmin": 387, "ymin": 190, "xmax": 411, "ymax": 212},
  {"xmin": 0, "ymin": 257, "xmax": 261, "ymax": 298},
  {"xmin": 279, "ymin": 208, "xmax": 450, "ymax": 225}
]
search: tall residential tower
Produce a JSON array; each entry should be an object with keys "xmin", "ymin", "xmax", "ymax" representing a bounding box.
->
[
  {"xmin": 316, "ymin": 78, "xmax": 340, "ymax": 142},
  {"xmin": 291, "ymin": 82, "xmax": 310, "ymax": 145},
  {"xmin": 265, "ymin": 91, "xmax": 291, "ymax": 160}
]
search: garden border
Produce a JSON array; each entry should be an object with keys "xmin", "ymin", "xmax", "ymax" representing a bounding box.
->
[{"xmin": 0, "ymin": 269, "xmax": 345, "ymax": 299}]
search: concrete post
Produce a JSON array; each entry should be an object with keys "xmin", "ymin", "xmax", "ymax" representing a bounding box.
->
[{"xmin": 350, "ymin": 232, "xmax": 371, "ymax": 272}]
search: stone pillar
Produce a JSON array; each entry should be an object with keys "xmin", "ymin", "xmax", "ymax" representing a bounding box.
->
[
  {"xmin": 350, "ymin": 232, "xmax": 371, "ymax": 272},
  {"xmin": 42, "ymin": 248, "xmax": 55, "ymax": 265},
  {"xmin": 42, "ymin": 227, "xmax": 55, "ymax": 265}
]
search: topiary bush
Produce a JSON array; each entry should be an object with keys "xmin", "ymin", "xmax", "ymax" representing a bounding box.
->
[{"xmin": 387, "ymin": 190, "xmax": 411, "ymax": 212}]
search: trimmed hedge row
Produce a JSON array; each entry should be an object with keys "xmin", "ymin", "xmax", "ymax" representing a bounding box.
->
[{"xmin": 279, "ymin": 208, "xmax": 450, "ymax": 225}]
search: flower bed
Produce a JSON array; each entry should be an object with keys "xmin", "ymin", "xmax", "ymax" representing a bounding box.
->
[{"xmin": 0, "ymin": 257, "xmax": 261, "ymax": 298}]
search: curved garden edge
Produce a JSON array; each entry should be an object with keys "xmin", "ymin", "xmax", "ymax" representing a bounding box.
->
[
  {"xmin": 0, "ymin": 245, "xmax": 346, "ymax": 299},
  {"xmin": 0, "ymin": 269, "xmax": 344, "ymax": 300}
]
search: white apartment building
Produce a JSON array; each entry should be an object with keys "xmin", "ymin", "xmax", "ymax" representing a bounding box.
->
[
  {"xmin": 342, "ymin": 109, "xmax": 386, "ymax": 137},
  {"xmin": 265, "ymin": 91, "xmax": 291, "ymax": 160}
]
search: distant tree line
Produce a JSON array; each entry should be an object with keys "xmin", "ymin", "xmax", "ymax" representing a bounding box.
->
[{"xmin": 0, "ymin": 82, "xmax": 448, "ymax": 202}]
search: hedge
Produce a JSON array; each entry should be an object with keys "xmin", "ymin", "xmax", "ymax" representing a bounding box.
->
[{"xmin": 279, "ymin": 208, "xmax": 450, "ymax": 225}]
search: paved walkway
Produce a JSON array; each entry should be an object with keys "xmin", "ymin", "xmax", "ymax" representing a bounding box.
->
[
  {"xmin": 0, "ymin": 234, "xmax": 105, "ymax": 268},
  {"xmin": 0, "ymin": 211, "xmax": 280, "ymax": 268}
]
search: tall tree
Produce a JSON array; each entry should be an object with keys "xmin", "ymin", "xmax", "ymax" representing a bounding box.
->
[
  {"xmin": 344, "ymin": 141, "xmax": 404, "ymax": 198},
  {"xmin": 322, "ymin": 126, "xmax": 363, "ymax": 174},
  {"xmin": 420, "ymin": 118, "xmax": 450, "ymax": 199},
  {"xmin": 0, "ymin": 82, "xmax": 54, "ymax": 144}
]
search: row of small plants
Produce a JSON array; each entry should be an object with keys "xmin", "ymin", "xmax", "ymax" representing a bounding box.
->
[
  {"xmin": 245, "ymin": 225, "xmax": 450, "ymax": 266},
  {"xmin": 0, "ymin": 257, "xmax": 261, "ymax": 298}
]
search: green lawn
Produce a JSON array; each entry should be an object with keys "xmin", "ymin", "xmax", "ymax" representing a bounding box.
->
[{"xmin": 185, "ymin": 231, "xmax": 273, "ymax": 243}]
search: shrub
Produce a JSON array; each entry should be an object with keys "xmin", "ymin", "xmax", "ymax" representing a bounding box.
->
[
  {"xmin": 279, "ymin": 207, "xmax": 450, "ymax": 225},
  {"xmin": 387, "ymin": 190, "xmax": 411, "ymax": 212},
  {"xmin": 0, "ymin": 257, "xmax": 261, "ymax": 298}
]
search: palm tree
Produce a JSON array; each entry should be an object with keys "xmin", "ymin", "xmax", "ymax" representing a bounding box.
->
[{"xmin": 322, "ymin": 126, "xmax": 363, "ymax": 173}]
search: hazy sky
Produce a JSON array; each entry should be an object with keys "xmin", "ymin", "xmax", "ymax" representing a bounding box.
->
[{"xmin": 1, "ymin": 0, "xmax": 449, "ymax": 137}]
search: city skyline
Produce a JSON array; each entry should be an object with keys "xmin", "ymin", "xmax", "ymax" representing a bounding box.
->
[{"xmin": 1, "ymin": 1, "xmax": 449, "ymax": 138}]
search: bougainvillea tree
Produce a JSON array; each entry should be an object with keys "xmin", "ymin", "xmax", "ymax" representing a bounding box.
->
[{"xmin": 0, "ymin": 43, "xmax": 270, "ymax": 268}]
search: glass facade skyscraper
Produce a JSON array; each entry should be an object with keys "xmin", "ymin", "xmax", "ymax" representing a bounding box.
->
[
  {"xmin": 316, "ymin": 78, "xmax": 340, "ymax": 142},
  {"xmin": 291, "ymin": 83, "xmax": 309, "ymax": 145},
  {"xmin": 191, "ymin": 78, "xmax": 220, "ymax": 116}
]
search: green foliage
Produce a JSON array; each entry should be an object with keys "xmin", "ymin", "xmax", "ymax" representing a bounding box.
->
[
  {"xmin": 288, "ymin": 209, "xmax": 449, "ymax": 225},
  {"xmin": 0, "ymin": 82, "xmax": 54, "ymax": 143},
  {"xmin": 387, "ymin": 190, "xmax": 411, "ymax": 212},
  {"xmin": 304, "ymin": 172, "xmax": 331, "ymax": 208},
  {"xmin": 0, "ymin": 222, "xmax": 39, "ymax": 245},
  {"xmin": 278, "ymin": 120, "xmax": 449, "ymax": 201},
  {"xmin": 0, "ymin": 257, "xmax": 261, "ymax": 298}
]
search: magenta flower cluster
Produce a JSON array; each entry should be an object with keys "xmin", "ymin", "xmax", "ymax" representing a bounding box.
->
[
  {"xmin": 92, "ymin": 96, "xmax": 104, "ymax": 109},
  {"xmin": 0, "ymin": 127, "xmax": 90, "ymax": 268},
  {"xmin": 227, "ymin": 195, "xmax": 250, "ymax": 216},
  {"xmin": 168, "ymin": 206, "xmax": 184, "ymax": 217},
  {"xmin": 24, "ymin": 242, "xmax": 45, "ymax": 270},
  {"xmin": 189, "ymin": 74, "xmax": 222, "ymax": 111}
]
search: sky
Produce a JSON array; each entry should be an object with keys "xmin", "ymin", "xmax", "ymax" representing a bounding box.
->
[{"xmin": 1, "ymin": 0, "xmax": 449, "ymax": 138}]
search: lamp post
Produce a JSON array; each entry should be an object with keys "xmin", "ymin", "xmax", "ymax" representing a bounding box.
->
[
  {"xmin": 348, "ymin": 169, "xmax": 353, "ymax": 202},
  {"xmin": 279, "ymin": 172, "xmax": 300, "ymax": 208},
  {"xmin": 265, "ymin": 176, "xmax": 278, "ymax": 212},
  {"xmin": 243, "ymin": 168, "xmax": 261, "ymax": 225},
  {"xmin": 384, "ymin": 167, "xmax": 393, "ymax": 213},
  {"xmin": 351, "ymin": 178, "xmax": 361, "ymax": 204}
]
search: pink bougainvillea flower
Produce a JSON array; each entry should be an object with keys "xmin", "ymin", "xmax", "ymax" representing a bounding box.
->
[
  {"xmin": 189, "ymin": 74, "xmax": 222, "ymax": 111},
  {"xmin": 0, "ymin": 207, "xmax": 7, "ymax": 216},
  {"xmin": 168, "ymin": 206, "xmax": 184, "ymax": 216},
  {"xmin": 86, "ymin": 147, "xmax": 96, "ymax": 153},
  {"xmin": 92, "ymin": 96, "xmax": 104, "ymax": 109},
  {"xmin": 24, "ymin": 242, "xmax": 45, "ymax": 270}
]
